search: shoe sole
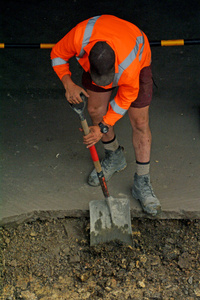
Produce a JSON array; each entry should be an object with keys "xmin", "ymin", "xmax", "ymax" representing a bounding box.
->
[{"xmin": 88, "ymin": 163, "xmax": 127, "ymax": 187}]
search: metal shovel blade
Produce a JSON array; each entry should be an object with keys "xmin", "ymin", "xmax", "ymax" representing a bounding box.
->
[{"xmin": 89, "ymin": 197, "xmax": 133, "ymax": 247}]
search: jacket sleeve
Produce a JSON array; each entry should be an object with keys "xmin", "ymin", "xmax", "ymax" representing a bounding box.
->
[
  {"xmin": 103, "ymin": 78, "xmax": 140, "ymax": 126},
  {"xmin": 51, "ymin": 26, "xmax": 80, "ymax": 79}
]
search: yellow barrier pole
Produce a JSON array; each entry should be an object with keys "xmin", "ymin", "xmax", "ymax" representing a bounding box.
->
[
  {"xmin": 0, "ymin": 39, "xmax": 200, "ymax": 49},
  {"xmin": 161, "ymin": 39, "xmax": 184, "ymax": 46},
  {"xmin": 0, "ymin": 43, "xmax": 55, "ymax": 49}
]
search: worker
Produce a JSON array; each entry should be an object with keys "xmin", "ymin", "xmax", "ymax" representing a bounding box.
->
[{"xmin": 51, "ymin": 15, "xmax": 161, "ymax": 216}]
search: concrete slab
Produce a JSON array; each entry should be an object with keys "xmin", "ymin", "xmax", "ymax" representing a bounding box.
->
[{"xmin": 1, "ymin": 1, "xmax": 200, "ymax": 225}]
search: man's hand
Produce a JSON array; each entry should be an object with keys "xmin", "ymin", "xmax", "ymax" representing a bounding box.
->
[
  {"xmin": 82, "ymin": 126, "xmax": 103, "ymax": 148},
  {"xmin": 61, "ymin": 74, "xmax": 89, "ymax": 104},
  {"xmin": 65, "ymin": 83, "xmax": 88, "ymax": 104}
]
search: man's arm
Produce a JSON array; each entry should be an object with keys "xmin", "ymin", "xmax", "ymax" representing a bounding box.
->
[
  {"xmin": 61, "ymin": 74, "xmax": 89, "ymax": 104},
  {"xmin": 103, "ymin": 83, "xmax": 139, "ymax": 126},
  {"xmin": 51, "ymin": 27, "xmax": 89, "ymax": 104}
]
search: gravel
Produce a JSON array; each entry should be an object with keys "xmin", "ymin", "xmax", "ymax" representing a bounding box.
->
[{"xmin": 1, "ymin": 217, "xmax": 200, "ymax": 299}]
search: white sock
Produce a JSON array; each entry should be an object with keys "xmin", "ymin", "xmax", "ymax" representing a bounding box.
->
[
  {"xmin": 136, "ymin": 161, "xmax": 150, "ymax": 176},
  {"xmin": 102, "ymin": 135, "xmax": 119, "ymax": 152}
]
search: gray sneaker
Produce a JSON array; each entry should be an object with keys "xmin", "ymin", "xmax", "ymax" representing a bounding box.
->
[
  {"xmin": 132, "ymin": 173, "xmax": 161, "ymax": 216},
  {"xmin": 88, "ymin": 146, "xmax": 127, "ymax": 186}
]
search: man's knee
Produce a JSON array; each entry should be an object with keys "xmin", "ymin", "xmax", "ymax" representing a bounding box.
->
[
  {"xmin": 129, "ymin": 107, "xmax": 150, "ymax": 132},
  {"xmin": 87, "ymin": 104, "xmax": 107, "ymax": 125},
  {"xmin": 133, "ymin": 117, "xmax": 149, "ymax": 131},
  {"xmin": 87, "ymin": 105, "xmax": 103, "ymax": 118},
  {"xmin": 87, "ymin": 90, "xmax": 111, "ymax": 122}
]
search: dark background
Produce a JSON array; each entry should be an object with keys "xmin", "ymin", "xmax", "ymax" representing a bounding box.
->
[{"xmin": 1, "ymin": 0, "xmax": 200, "ymax": 221}]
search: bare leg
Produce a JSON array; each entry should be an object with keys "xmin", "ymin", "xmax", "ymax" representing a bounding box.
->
[
  {"xmin": 128, "ymin": 105, "xmax": 161, "ymax": 216},
  {"xmin": 86, "ymin": 89, "xmax": 127, "ymax": 186},
  {"xmin": 128, "ymin": 106, "xmax": 151, "ymax": 163},
  {"xmin": 86, "ymin": 89, "xmax": 115, "ymax": 142}
]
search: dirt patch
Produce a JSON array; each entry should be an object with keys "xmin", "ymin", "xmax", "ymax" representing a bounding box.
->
[{"xmin": 1, "ymin": 218, "xmax": 200, "ymax": 299}]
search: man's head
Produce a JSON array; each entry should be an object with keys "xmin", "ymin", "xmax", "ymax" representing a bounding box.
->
[{"xmin": 89, "ymin": 41, "xmax": 115, "ymax": 86}]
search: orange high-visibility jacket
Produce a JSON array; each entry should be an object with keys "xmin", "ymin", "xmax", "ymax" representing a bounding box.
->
[{"xmin": 51, "ymin": 15, "xmax": 151, "ymax": 126}]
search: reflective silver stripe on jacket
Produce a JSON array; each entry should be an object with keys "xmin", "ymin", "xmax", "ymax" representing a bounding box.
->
[
  {"xmin": 111, "ymin": 31, "xmax": 145, "ymax": 116},
  {"xmin": 112, "ymin": 33, "xmax": 144, "ymax": 87},
  {"xmin": 139, "ymin": 30, "xmax": 145, "ymax": 61},
  {"xmin": 52, "ymin": 57, "xmax": 68, "ymax": 67},
  {"xmin": 77, "ymin": 16, "xmax": 101, "ymax": 59},
  {"xmin": 110, "ymin": 99, "xmax": 127, "ymax": 116}
]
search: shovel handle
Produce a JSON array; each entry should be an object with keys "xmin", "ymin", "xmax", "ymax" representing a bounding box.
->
[
  {"xmin": 80, "ymin": 119, "xmax": 100, "ymax": 167},
  {"xmin": 80, "ymin": 119, "xmax": 110, "ymax": 198},
  {"xmin": 81, "ymin": 119, "xmax": 90, "ymax": 135}
]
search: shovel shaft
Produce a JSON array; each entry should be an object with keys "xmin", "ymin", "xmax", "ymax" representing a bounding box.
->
[
  {"xmin": 81, "ymin": 119, "xmax": 90, "ymax": 135},
  {"xmin": 89, "ymin": 147, "xmax": 110, "ymax": 198},
  {"xmin": 89, "ymin": 146, "xmax": 100, "ymax": 164},
  {"xmin": 80, "ymin": 119, "xmax": 110, "ymax": 198}
]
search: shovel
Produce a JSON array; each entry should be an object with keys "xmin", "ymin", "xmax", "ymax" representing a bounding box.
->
[{"xmin": 69, "ymin": 94, "xmax": 133, "ymax": 247}]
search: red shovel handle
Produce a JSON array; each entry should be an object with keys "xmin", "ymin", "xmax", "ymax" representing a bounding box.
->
[
  {"xmin": 89, "ymin": 145, "xmax": 99, "ymax": 162},
  {"xmin": 80, "ymin": 119, "xmax": 109, "ymax": 198},
  {"xmin": 80, "ymin": 119, "xmax": 101, "ymax": 172}
]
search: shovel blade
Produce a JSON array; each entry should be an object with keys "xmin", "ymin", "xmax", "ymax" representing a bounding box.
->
[{"xmin": 89, "ymin": 198, "xmax": 133, "ymax": 247}]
